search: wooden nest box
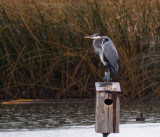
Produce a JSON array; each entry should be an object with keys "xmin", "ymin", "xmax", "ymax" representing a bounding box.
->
[{"xmin": 95, "ymin": 82, "xmax": 121, "ymax": 134}]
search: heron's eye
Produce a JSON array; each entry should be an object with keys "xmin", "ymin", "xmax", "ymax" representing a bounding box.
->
[{"xmin": 105, "ymin": 38, "xmax": 109, "ymax": 42}]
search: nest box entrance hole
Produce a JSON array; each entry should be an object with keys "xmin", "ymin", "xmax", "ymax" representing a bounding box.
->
[{"xmin": 104, "ymin": 99, "xmax": 113, "ymax": 105}]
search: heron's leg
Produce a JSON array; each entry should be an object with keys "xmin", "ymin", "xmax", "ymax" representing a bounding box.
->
[
  {"xmin": 103, "ymin": 69, "xmax": 110, "ymax": 82},
  {"xmin": 100, "ymin": 68, "xmax": 112, "ymax": 87}
]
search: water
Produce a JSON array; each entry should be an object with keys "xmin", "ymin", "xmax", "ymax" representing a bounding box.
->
[{"xmin": 0, "ymin": 100, "xmax": 160, "ymax": 131}]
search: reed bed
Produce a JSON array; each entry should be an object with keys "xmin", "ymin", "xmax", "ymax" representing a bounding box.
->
[{"xmin": 0, "ymin": 0, "xmax": 159, "ymax": 100}]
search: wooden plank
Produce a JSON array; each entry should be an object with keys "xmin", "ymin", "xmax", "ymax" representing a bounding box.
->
[
  {"xmin": 112, "ymin": 92, "xmax": 119, "ymax": 133},
  {"xmin": 116, "ymin": 94, "xmax": 120, "ymax": 132},
  {"xmin": 107, "ymin": 93, "xmax": 113, "ymax": 133},
  {"xmin": 95, "ymin": 91, "xmax": 109, "ymax": 133},
  {"xmin": 95, "ymin": 91, "xmax": 120, "ymax": 133},
  {"xmin": 95, "ymin": 82, "xmax": 121, "ymax": 92}
]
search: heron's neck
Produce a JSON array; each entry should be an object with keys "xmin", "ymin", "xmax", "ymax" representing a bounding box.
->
[{"xmin": 93, "ymin": 39, "xmax": 102, "ymax": 52}]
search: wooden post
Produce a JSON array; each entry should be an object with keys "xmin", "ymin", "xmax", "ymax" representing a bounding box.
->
[
  {"xmin": 103, "ymin": 133, "xmax": 110, "ymax": 137},
  {"xmin": 95, "ymin": 82, "xmax": 121, "ymax": 134}
]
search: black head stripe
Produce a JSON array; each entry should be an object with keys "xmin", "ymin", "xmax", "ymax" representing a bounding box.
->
[{"xmin": 105, "ymin": 38, "xmax": 109, "ymax": 42}]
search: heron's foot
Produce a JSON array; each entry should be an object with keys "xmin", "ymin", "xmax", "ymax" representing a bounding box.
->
[{"xmin": 99, "ymin": 82, "xmax": 112, "ymax": 87}]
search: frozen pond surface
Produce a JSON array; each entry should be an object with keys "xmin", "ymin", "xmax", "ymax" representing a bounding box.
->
[
  {"xmin": 0, "ymin": 100, "xmax": 160, "ymax": 136},
  {"xmin": 0, "ymin": 123, "xmax": 160, "ymax": 137}
]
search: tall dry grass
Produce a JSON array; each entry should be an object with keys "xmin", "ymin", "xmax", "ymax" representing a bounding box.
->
[{"xmin": 0, "ymin": 0, "xmax": 160, "ymax": 100}]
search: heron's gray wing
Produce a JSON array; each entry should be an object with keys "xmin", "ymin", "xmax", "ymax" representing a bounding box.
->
[{"xmin": 102, "ymin": 39, "xmax": 119, "ymax": 75}]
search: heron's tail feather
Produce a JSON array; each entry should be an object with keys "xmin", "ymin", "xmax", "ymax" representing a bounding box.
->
[{"xmin": 110, "ymin": 65, "xmax": 118, "ymax": 76}]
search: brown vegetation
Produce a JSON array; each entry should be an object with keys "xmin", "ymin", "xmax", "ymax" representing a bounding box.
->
[{"xmin": 0, "ymin": 0, "xmax": 160, "ymax": 100}]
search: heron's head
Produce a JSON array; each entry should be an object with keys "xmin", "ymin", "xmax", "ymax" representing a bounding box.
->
[{"xmin": 84, "ymin": 33, "xmax": 101, "ymax": 39}]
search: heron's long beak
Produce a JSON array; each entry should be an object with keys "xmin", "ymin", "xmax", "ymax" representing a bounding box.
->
[
  {"xmin": 84, "ymin": 35, "xmax": 95, "ymax": 39},
  {"xmin": 84, "ymin": 33, "xmax": 100, "ymax": 39}
]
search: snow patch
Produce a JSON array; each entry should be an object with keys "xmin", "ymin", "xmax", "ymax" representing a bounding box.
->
[{"xmin": 1, "ymin": 123, "xmax": 160, "ymax": 137}]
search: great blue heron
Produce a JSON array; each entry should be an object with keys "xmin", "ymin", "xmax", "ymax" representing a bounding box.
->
[{"xmin": 84, "ymin": 33, "xmax": 119, "ymax": 76}]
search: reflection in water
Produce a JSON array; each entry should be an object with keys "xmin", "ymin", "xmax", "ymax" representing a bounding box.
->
[{"xmin": 0, "ymin": 100, "xmax": 160, "ymax": 131}]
